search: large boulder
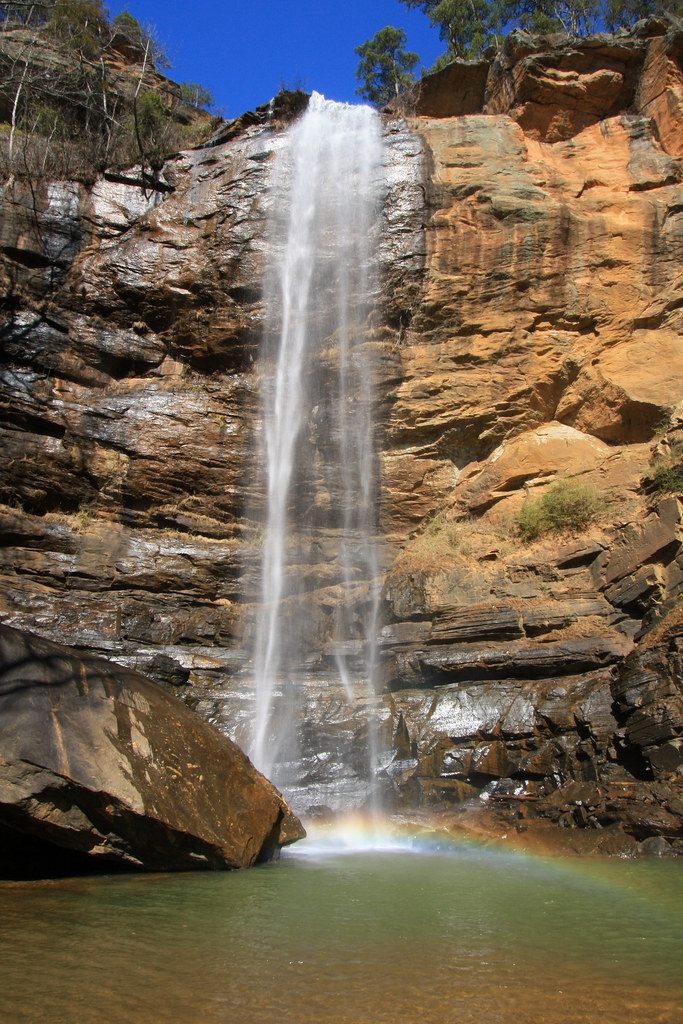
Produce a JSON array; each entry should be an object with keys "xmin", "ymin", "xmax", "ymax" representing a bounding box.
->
[{"xmin": 0, "ymin": 625, "xmax": 304, "ymax": 877}]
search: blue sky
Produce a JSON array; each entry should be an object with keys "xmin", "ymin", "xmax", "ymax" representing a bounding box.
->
[{"xmin": 108, "ymin": 1, "xmax": 445, "ymax": 119}]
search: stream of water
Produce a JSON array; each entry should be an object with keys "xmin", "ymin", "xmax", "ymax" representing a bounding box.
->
[
  {"xmin": 3, "ymin": 838, "xmax": 682, "ymax": 1024},
  {"xmin": 250, "ymin": 93, "xmax": 384, "ymax": 802}
]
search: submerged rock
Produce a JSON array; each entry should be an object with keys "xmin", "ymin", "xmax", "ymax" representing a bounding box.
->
[{"xmin": 0, "ymin": 625, "xmax": 304, "ymax": 878}]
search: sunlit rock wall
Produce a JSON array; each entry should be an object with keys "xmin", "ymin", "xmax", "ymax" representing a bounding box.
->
[
  {"xmin": 377, "ymin": 17, "xmax": 683, "ymax": 850},
  {"xmin": 2, "ymin": 17, "xmax": 683, "ymax": 847}
]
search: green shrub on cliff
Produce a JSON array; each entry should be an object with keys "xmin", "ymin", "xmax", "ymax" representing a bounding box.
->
[
  {"xmin": 644, "ymin": 457, "xmax": 683, "ymax": 495},
  {"xmin": 514, "ymin": 479, "xmax": 604, "ymax": 542}
]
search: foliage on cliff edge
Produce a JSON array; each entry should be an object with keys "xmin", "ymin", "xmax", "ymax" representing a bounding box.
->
[
  {"xmin": 399, "ymin": 0, "xmax": 683, "ymax": 61},
  {"xmin": 0, "ymin": 0, "xmax": 216, "ymax": 183}
]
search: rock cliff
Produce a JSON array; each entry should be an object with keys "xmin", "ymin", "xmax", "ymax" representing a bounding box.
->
[{"xmin": 1, "ymin": 17, "xmax": 683, "ymax": 852}]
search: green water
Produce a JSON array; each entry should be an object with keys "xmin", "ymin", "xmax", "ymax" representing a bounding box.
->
[{"xmin": 2, "ymin": 840, "xmax": 682, "ymax": 1024}]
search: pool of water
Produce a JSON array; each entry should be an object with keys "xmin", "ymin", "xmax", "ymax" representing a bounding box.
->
[{"xmin": 2, "ymin": 833, "xmax": 682, "ymax": 1024}]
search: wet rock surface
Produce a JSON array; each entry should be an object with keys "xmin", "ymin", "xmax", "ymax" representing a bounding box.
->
[
  {"xmin": 0, "ymin": 625, "xmax": 304, "ymax": 877},
  {"xmin": 380, "ymin": 497, "xmax": 683, "ymax": 849},
  {"xmin": 2, "ymin": 22, "xmax": 683, "ymax": 851}
]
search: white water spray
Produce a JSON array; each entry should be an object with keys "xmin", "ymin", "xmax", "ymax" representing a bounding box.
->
[{"xmin": 250, "ymin": 93, "xmax": 384, "ymax": 804}]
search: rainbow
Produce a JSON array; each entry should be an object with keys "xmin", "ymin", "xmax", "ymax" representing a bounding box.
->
[{"xmin": 285, "ymin": 810, "xmax": 683, "ymax": 924}]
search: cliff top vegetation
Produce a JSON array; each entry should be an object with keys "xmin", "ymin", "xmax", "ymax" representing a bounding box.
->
[
  {"xmin": 0, "ymin": 0, "xmax": 217, "ymax": 184},
  {"xmin": 356, "ymin": 0, "xmax": 683, "ymax": 104}
]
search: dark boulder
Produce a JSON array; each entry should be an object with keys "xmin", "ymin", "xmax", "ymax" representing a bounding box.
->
[{"xmin": 0, "ymin": 625, "xmax": 304, "ymax": 878}]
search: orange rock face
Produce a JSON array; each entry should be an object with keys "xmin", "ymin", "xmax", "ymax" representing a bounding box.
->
[
  {"xmin": 377, "ymin": 19, "xmax": 683, "ymax": 846},
  {"xmin": 384, "ymin": 20, "xmax": 683, "ymax": 534}
]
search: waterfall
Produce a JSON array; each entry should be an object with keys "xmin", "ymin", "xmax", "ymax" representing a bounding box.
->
[{"xmin": 250, "ymin": 93, "xmax": 384, "ymax": 809}]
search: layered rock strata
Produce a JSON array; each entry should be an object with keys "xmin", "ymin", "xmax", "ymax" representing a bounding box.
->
[{"xmin": 2, "ymin": 17, "xmax": 683, "ymax": 849}]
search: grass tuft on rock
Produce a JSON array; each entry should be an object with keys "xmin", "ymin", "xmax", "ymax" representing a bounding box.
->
[
  {"xmin": 646, "ymin": 460, "xmax": 683, "ymax": 495},
  {"xmin": 515, "ymin": 480, "xmax": 604, "ymax": 542}
]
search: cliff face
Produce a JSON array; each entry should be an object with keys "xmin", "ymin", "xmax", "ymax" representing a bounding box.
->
[{"xmin": 2, "ymin": 18, "xmax": 683, "ymax": 851}]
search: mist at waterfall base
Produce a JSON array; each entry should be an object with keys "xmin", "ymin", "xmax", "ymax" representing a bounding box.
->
[
  {"xmin": 248, "ymin": 93, "xmax": 386, "ymax": 819},
  {"xmin": 4, "ymin": 850, "xmax": 682, "ymax": 1024}
]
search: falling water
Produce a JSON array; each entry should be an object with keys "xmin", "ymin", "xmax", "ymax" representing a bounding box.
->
[{"xmin": 250, "ymin": 93, "xmax": 384, "ymax": 807}]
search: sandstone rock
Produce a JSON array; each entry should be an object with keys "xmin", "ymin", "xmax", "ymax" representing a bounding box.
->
[
  {"xmin": 611, "ymin": 605, "xmax": 683, "ymax": 781},
  {"xmin": 637, "ymin": 835, "xmax": 675, "ymax": 856},
  {"xmin": 387, "ymin": 99, "xmax": 683, "ymax": 528},
  {"xmin": 604, "ymin": 564, "xmax": 664, "ymax": 612},
  {"xmin": 623, "ymin": 803, "xmax": 683, "ymax": 840},
  {"xmin": 453, "ymin": 423, "xmax": 615, "ymax": 515},
  {"xmin": 637, "ymin": 28, "xmax": 683, "ymax": 157},
  {"xmin": 205, "ymin": 90, "xmax": 309, "ymax": 146},
  {"xmin": 522, "ymin": 597, "xmax": 612, "ymax": 633},
  {"xmin": 485, "ymin": 28, "xmax": 645, "ymax": 142},
  {"xmin": 428, "ymin": 603, "xmax": 524, "ymax": 643},
  {"xmin": 0, "ymin": 625, "xmax": 304, "ymax": 877},
  {"xmin": 574, "ymin": 684, "xmax": 619, "ymax": 742},
  {"xmin": 408, "ymin": 633, "xmax": 631, "ymax": 687},
  {"xmin": 592, "ymin": 829, "xmax": 640, "ymax": 857},
  {"xmin": 603, "ymin": 497, "xmax": 682, "ymax": 586},
  {"xmin": 557, "ymin": 328, "xmax": 683, "ymax": 441},
  {"xmin": 553, "ymin": 541, "xmax": 606, "ymax": 569},
  {"xmin": 411, "ymin": 60, "xmax": 488, "ymax": 118},
  {"xmin": 648, "ymin": 740, "xmax": 683, "ymax": 773},
  {"xmin": 384, "ymin": 665, "xmax": 638, "ymax": 817}
]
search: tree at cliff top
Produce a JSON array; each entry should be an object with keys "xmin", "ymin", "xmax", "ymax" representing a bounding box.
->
[
  {"xmin": 111, "ymin": 8, "xmax": 171, "ymax": 68},
  {"xmin": 505, "ymin": 0, "xmax": 683, "ymax": 33},
  {"xmin": 355, "ymin": 26, "xmax": 420, "ymax": 106},
  {"xmin": 602, "ymin": 0, "xmax": 683, "ymax": 27},
  {"xmin": 397, "ymin": 0, "xmax": 682, "ymax": 60},
  {"xmin": 399, "ymin": 0, "xmax": 504, "ymax": 58},
  {"xmin": 0, "ymin": 1, "xmax": 215, "ymax": 183},
  {"xmin": 180, "ymin": 80, "xmax": 216, "ymax": 111},
  {"xmin": 504, "ymin": 0, "xmax": 600, "ymax": 34}
]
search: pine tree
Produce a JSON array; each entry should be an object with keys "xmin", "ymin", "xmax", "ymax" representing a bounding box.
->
[{"xmin": 355, "ymin": 26, "xmax": 420, "ymax": 107}]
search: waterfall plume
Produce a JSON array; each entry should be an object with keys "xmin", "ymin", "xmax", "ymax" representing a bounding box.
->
[{"xmin": 250, "ymin": 93, "xmax": 384, "ymax": 809}]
